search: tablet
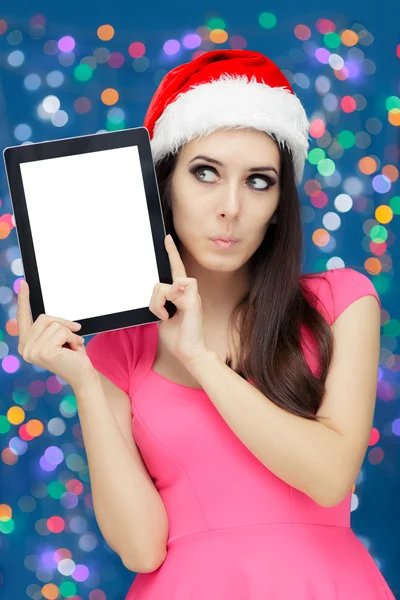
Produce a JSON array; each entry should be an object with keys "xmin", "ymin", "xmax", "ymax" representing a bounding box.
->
[{"xmin": 3, "ymin": 126, "xmax": 176, "ymax": 338}]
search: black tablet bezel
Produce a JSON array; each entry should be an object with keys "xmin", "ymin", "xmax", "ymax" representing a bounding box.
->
[{"xmin": 3, "ymin": 126, "xmax": 176, "ymax": 337}]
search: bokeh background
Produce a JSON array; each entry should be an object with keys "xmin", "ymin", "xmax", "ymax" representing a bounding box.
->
[{"xmin": 0, "ymin": 0, "xmax": 399, "ymax": 598}]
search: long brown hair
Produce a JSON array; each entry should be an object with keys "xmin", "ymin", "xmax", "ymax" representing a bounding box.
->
[{"xmin": 154, "ymin": 139, "xmax": 334, "ymax": 423}]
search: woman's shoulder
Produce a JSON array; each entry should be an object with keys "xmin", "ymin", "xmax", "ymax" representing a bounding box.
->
[
  {"xmin": 300, "ymin": 267, "xmax": 381, "ymax": 326},
  {"xmin": 85, "ymin": 322, "xmax": 156, "ymax": 393}
]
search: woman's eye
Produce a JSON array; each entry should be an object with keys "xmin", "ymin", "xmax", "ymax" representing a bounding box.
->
[
  {"xmin": 190, "ymin": 165, "xmax": 276, "ymax": 191},
  {"xmin": 192, "ymin": 166, "xmax": 218, "ymax": 182},
  {"xmin": 248, "ymin": 176, "xmax": 273, "ymax": 191}
]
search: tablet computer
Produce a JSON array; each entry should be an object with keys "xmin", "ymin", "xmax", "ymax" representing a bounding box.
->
[{"xmin": 3, "ymin": 126, "xmax": 176, "ymax": 338}]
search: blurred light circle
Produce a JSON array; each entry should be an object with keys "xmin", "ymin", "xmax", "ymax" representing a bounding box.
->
[
  {"xmin": 388, "ymin": 109, "xmax": 400, "ymax": 126},
  {"xmin": 329, "ymin": 53, "xmax": 344, "ymax": 70},
  {"xmin": 294, "ymin": 25, "xmax": 311, "ymax": 40},
  {"xmin": 163, "ymin": 39, "xmax": 180, "ymax": 55},
  {"xmin": 80, "ymin": 56, "xmax": 96, "ymax": 69},
  {"xmin": 327, "ymin": 257, "xmax": 345, "ymax": 270},
  {"xmin": 358, "ymin": 156, "xmax": 377, "ymax": 174},
  {"xmin": 229, "ymin": 35, "xmax": 247, "ymax": 49},
  {"xmin": 293, "ymin": 72, "xmax": 310, "ymax": 88},
  {"xmin": 318, "ymin": 158, "xmax": 335, "ymax": 176},
  {"xmin": 323, "ymin": 212, "xmax": 341, "ymax": 231},
  {"xmin": 308, "ymin": 148, "xmax": 325, "ymax": 164},
  {"xmin": 385, "ymin": 96, "xmax": 400, "ymax": 111},
  {"xmin": 344, "ymin": 62, "xmax": 360, "ymax": 79},
  {"xmin": 97, "ymin": 24, "xmax": 114, "ymax": 41},
  {"xmin": 301, "ymin": 205, "xmax": 315, "ymax": 223},
  {"xmin": 14, "ymin": 124, "xmax": 32, "ymax": 141},
  {"xmin": 58, "ymin": 51, "xmax": 75, "ymax": 66},
  {"xmin": 312, "ymin": 228, "xmax": 330, "ymax": 247},
  {"xmin": 8, "ymin": 50, "xmax": 24, "ymax": 67},
  {"xmin": 348, "ymin": 47, "xmax": 364, "ymax": 62},
  {"xmin": 337, "ymin": 130, "xmax": 355, "ymax": 148},
  {"xmin": 324, "ymin": 171, "xmax": 342, "ymax": 187},
  {"xmin": 341, "ymin": 29, "xmax": 359, "ymax": 46},
  {"xmin": 46, "ymin": 70, "xmax": 64, "ymax": 88},
  {"xmin": 323, "ymin": 93, "xmax": 338, "ymax": 111},
  {"xmin": 343, "ymin": 176, "xmax": 363, "ymax": 195},
  {"xmin": 310, "ymin": 190, "xmax": 328, "ymax": 208},
  {"xmin": 43, "ymin": 40, "xmax": 59, "ymax": 55},
  {"xmin": 37, "ymin": 104, "xmax": 51, "ymax": 120},
  {"xmin": 382, "ymin": 165, "xmax": 399, "ymax": 182},
  {"xmin": 108, "ymin": 52, "xmax": 124, "ymax": 68},
  {"xmin": 317, "ymin": 131, "xmax": 331, "ymax": 148},
  {"xmin": 24, "ymin": 73, "xmax": 41, "ymax": 90},
  {"xmin": 334, "ymin": 193, "xmax": 353, "ymax": 212},
  {"xmin": 315, "ymin": 47, "xmax": 330, "ymax": 64},
  {"xmin": 29, "ymin": 25, "xmax": 45, "ymax": 40},
  {"xmin": 303, "ymin": 41, "xmax": 318, "ymax": 56},
  {"xmin": 74, "ymin": 97, "xmax": 92, "ymax": 113},
  {"xmin": 43, "ymin": 95, "xmax": 60, "ymax": 114},
  {"xmin": 258, "ymin": 12, "xmax": 277, "ymax": 29},
  {"xmin": 101, "ymin": 88, "xmax": 119, "ymax": 105},
  {"xmin": 355, "ymin": 131, "xmax": 371, "ymax": 148},
  {"xmin": 133, "ymin": 56, "xmax": 149, "ymax": 72},
  {"xmin": 74, "ymin": 64, "xmax": 93, "ymax": 81},
  {"xmin": 315, "ymin": 75, "xmax": 331, "ymax": 94},
  {"xmin": 93, "ymin": 47, "xmax": 110, "ymax": 63},
  {"xmin": 58, "ymin": 36, "xmax": 75, "ymax": 52},
  {"xmin": 353, "ymin": 94, "xmax": 367, "ymax": 111},
  {"xmin": 209, "ymin": 29, "xmax": 228, "ymax": 44},
  {"xmin": 369, "ymin": 224, "xmax": 387, "ymax": 243},
  {"xmin": 372, "ymin": 175, "xmax": 391, "ymax": 194},
  {"xmin": 366, "ymin": 117, "xmax": 382, "ymax": 134},
  {"xmin": 310, "ymin": 118, "xmax": 326, "ymax": 138},
  {"xmin": 375, "ymin": 205, "xmax": 393, "ymax": 224},
  {"xmin": 128, "ymin": 41, "xmax": 146, "ymax": 59},
  {"xmin": 207, "ymin": 18, "xmax": 225, "ymax": 29},
  {"xmin": 316, "ymin": 19, "xmax": 335, "ymax": 34},
  {"xmin": 360, "ymin": 59, "xmax": 376, "ymax": 74},
  {"xmin": 358, "ymin": 30, "xmax": 374, "ymax": 46},
  {"xmin": 182, "ymin": 34, "xmax": 201, "ymax": 49},
  {"xmin": 7, "ymin": 30, "xmax": 23, "ymax": 45},
  {"xmin": 389, "ymin": 196, "xmax": 400, "ymax": 214},
  {"xmin": 107, "ymin": 107, "xmax": 125, "ymax": 124},
  {"xmin": 51, "ymin": 110, "xmax": 68, "ymax": 127},
  {"xmin": 324, "ymin": 32, "xmax": 341, "ymax": 48},
  {"xmin": 341, "ymin": 96, "xmax": 356, "ymax": 113},
  {"xmin": 281, "ymin": 69, "xmax": 294, "ymax": 84}
]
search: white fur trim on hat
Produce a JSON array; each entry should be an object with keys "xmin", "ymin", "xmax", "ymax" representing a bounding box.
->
[{"xmin": 150, "ymin": 74, "xmax": 310, "ymax": 183}]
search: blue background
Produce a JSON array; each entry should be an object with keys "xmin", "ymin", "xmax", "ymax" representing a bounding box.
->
[{"xmin": 0, "ymin": 1, "xmax": 399, "ymax": 598}]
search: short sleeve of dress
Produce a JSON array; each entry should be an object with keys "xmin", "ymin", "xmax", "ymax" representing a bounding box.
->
[
  {"xmin": 85, "ymin": 327, "xmax": 136, "ymax": 394},
  {"xmin": 314, "ymin": 267, "xmax": 381, "ymax": 326}
]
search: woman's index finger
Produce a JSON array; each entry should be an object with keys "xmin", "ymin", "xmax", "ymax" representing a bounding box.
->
[{"xmin": 17, "ymin": 280, "xmax": 33, "ymax": 340}]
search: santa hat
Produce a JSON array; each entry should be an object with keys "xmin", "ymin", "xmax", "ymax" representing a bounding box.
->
[{"xmin": 143, "ymin": 49, "xmax": 310, "ymax": 184}]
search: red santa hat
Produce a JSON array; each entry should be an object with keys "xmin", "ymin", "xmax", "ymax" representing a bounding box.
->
[{"xmin": 143, "ymin": 49, "xmax": 310, "ymax": 184}]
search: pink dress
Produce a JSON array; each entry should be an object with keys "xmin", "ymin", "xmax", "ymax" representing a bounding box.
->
[{"xmin": 85, "ymin": 267, "xmax": 395, "ymax": 599}]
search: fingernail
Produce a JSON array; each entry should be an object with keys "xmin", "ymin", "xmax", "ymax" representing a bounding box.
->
[{"xmin": 73, "ymin": 322, "xmax": 82, "ymax": 329}]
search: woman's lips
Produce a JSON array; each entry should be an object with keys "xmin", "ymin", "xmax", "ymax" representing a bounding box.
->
[{"xmin": 211, "ymin": 239, "xmax": 239, "ymax": 249}]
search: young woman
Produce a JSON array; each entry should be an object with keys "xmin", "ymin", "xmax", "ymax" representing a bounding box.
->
[{"xmin": 17, "ymin": 50, "xmax": 395, "ymax": 599}]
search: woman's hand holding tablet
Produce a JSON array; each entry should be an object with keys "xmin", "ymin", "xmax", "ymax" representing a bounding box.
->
[{"xmin": 16, "ymin": 280, "xmax": 99, "ymax": 390}]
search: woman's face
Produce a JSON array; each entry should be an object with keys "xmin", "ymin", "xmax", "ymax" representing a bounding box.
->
[{"xmin": 169, "ymin": 127, "xmax": 281, "ymax": 272}]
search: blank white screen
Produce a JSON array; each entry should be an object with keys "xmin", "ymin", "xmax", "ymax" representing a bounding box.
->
[{"xmin": 19, "ymin": 145, "xmax": 160, "ymax": 321}]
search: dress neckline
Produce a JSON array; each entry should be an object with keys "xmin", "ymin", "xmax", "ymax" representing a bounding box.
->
[{"xmin": 149, "ymin": 322, "xmax": 207, "ymax": 392}]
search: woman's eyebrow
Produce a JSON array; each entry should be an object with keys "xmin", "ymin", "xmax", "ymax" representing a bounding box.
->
[{"xmin": 187, "ymin": 155, "xmax": 279, "ymax": 177}]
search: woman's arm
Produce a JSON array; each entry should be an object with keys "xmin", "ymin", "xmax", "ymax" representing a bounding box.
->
[
  {"xmin": 73, "ymin": 371, "xmax": 169, "ymax": 572},
  {"xmin": 181, "ymin": 295, "xmax": 380, "ymax": 508}
]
